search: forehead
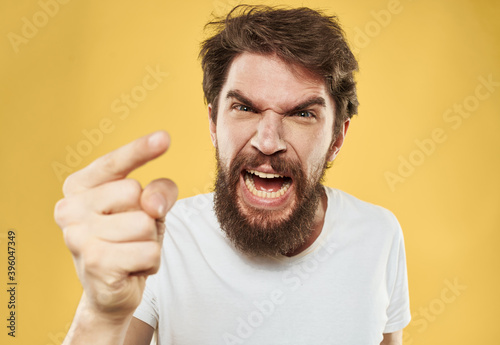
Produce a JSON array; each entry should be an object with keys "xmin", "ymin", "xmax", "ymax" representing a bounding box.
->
[{"xmin": 221, "ymin": 52, "xmax": 333, "ymax": 111}]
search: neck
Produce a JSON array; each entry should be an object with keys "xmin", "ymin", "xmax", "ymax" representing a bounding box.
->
[{"xmin": 284, "ymin": 187, "xmax": 327, "ymax": 257}]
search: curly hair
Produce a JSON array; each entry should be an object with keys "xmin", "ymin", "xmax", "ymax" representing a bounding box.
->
[{"xmin": 200, "ymin": 5, "xmax": 359, "ymax": 136}]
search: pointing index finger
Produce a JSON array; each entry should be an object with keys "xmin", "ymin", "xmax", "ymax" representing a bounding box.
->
[{"xmin": 63, "ymin": 131, "xmax": 170, "ymax": 196}]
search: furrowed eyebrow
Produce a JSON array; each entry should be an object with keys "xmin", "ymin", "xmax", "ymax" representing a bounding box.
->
[
  {"xmin": 226, "ymin": 90, "xmax": 259, "ymax": 111},
  {"xmin": 226, "ymin": 89, "xmax": 326, "ymax": 115},
  {"xmin": 284, "ymin": 97, "xmax": 326, "ymax": 116}
]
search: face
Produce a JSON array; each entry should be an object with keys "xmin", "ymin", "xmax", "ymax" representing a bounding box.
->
[{"xmin": 210, "ymin": 52, "xmax": 348, "ymax": 257}]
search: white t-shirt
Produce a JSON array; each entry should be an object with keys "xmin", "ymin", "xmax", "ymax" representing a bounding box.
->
[{"xmin": 134, "ymin": 187, "xmax": 411, "ymax": 345}]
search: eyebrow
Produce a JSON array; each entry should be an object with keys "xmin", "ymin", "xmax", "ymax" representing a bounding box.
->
[
  {"xmin": 226, "ymin": 89, "xmax": 326, "ymax": 115},
  {"xmin": 226, "ymin": 90, "xmax": 258, "ymax": 110},
  {"xmin": 286, "ymin": 97, "xmax": 326, "ymax": 116}
]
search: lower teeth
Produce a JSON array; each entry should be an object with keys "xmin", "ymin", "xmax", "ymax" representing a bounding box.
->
[{"xmin": 244, "ymin": 173, "xmax": 290, "ymax": 199}]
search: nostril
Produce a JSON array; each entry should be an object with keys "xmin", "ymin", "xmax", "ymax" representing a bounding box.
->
[
  {"xmin": 251, "ymin": 135, "xmax": 286, "ymax": 156},
  {"xmin": 250, "ymin": 113, "xmax": 286, "ymax": 155}
]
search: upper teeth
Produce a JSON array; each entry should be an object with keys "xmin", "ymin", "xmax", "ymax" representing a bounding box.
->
[
  {"xmin": 247, "ymin": 170, "xmax": 284, "ymax": 178},
  {"xmin": 244, "ymin": 172, "xmax": 291, "ymax": 198}
]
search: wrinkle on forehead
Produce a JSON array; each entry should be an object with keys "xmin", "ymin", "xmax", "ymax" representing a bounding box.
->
[{"xmin": 224, "ymin": 52, "xmax": 332, "ymax": 114}]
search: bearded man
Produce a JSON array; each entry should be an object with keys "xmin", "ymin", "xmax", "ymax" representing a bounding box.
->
[{"xmin": 55, "ymin": 5, "xmax": 410, "ymax": 345}]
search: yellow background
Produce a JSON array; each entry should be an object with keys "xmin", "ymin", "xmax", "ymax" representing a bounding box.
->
[{"xmin": 1, "ymin": 0, "xmax": 499, "ymax": 344}]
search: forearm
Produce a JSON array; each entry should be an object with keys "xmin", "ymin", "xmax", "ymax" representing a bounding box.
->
[
  {"xmin": 380, "ymin": 330, "xmax": 403, "ymax": 345},
  {"xmin": 63, "ymin": 293, "xmax": 134, "ymax": 345}
]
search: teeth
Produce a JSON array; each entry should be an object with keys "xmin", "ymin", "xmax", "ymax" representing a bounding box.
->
[
  {"xmin": 247, "ymin": 169, "xmax": 284, "ymax": 179},
  {"xmin": 244, "ymin": 172, "xmax": 291, "ymax": 199}
]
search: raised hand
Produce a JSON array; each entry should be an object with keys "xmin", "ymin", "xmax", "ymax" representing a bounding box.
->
[{"xmin": 54, "ymin": 131, "xmax": 177, "ymax": 323}]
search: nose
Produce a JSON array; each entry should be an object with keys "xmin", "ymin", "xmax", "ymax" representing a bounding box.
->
[{"xmin": 250, "ymin": 111, "xmax": 286, "ymax": 155}]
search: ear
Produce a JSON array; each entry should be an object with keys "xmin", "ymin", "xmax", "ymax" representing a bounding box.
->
[
  {"xmin": 327, "ymin": 119, "xmax": 350, "ymax": 162},
  {"xmin": 208, "ymin": 104, "xmax": 217, "ymax": 147}
]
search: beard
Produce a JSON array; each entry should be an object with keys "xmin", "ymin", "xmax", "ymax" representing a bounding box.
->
[{"xmin": 213, "ymin": 149, "xmax": 329, "ymax": 257}]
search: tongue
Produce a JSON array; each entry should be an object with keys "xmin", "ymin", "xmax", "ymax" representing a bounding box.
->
[{"xmin": 253, "ymin": 175, "xmax": 284, "ymax": 192}]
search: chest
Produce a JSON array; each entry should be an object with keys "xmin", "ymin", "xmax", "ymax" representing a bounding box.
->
[{"xmin": 155, "ymin": 244, "xmax": 390, "ymax": 345}]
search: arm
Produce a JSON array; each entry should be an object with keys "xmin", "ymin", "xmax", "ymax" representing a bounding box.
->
[
  {"xmin": 55, "ymin": 131, "xmax": 177, "ymax": 345},
  {"xmin": 380, "ymin": 330, "xmax": 403, "ymax": 345},
  {"xmin": 64, "ymin": 298, "xmax": 154, "ymax": 345},
  {"xmin": 124, "ymin": 318, "xmax": 155, "ymax": 345},
  {"xmin": 63, "ymin": 293, "xmax": 134, "ymax": 345}
]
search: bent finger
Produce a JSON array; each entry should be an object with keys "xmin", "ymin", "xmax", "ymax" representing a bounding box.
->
[
  {"xmin": 95, "ymin": 211, "xmax": 158, "ymax": 242},
  {"xmin": 85, "ymin": 240, "xmax": 162, "ymax": 277},
  {"xmin": 55, "ymin": 179, "xmax": 143, "ymax": 229}
]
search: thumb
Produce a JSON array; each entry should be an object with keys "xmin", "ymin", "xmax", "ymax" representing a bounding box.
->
[{"xmin": 140, "ymin": 178, "xmax": 178, "ymax": 220}]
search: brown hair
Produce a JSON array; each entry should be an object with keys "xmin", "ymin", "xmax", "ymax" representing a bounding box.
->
[{"xmin": 200, "ymin": 5, "xmax": 359, "ymax": 136}]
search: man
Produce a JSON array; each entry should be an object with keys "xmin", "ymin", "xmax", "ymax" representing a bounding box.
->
[{"xmin": 55, "ymin": 5, "xmax": 410, "ymax": 345}]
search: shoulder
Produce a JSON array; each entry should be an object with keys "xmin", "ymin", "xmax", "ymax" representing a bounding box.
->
[{"xmin": 325, "ymin": 186, "xmax": 403, "ymax": 239}]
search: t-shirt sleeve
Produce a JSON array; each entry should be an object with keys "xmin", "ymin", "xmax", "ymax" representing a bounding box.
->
[
  {"xmin": 133, "ymin": 274, "xmax": 159, "ymax": 329},
  {"xmin": 383, "ymin": 217, "xmax": 411, "ymax": 334}
]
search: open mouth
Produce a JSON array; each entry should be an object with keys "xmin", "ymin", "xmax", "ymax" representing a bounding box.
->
[{"xmin": 243, "ymin": 169, "xmax": 292, "ymax": 199}]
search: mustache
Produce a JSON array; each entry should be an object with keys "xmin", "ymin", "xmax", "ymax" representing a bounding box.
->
[
  {"xmin": 223, "ymin": 151, "xmax": 304, "ymax": 180},
  {"xmin": 213, "ymin": 148, "xmax": 327, "ymax": 257}
]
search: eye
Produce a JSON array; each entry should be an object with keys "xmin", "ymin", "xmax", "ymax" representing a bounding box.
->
[
  {"xmin": 294, "ymin": 110, "xmax": 314, "ymax": 118},
  {"xmin": 234, "ymin": 104, "xmax": 254, "ymax": 112}
]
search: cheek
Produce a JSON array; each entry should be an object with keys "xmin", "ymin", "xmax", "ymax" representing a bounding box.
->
[
  {"xmin": 216, "ymin": 122, "xmax": 250, "ymax": 159},
  {"xmin": 297, "ymin": 133, "xmax": 332, "ymax": 173},
  {"xmin": 305, "ymin": 150, "xmax": 327, "ymax": 173}
]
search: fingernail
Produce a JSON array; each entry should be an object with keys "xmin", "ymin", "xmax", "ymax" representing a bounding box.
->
[
  {"xmin": 158, "ymin": 203, "xmax": 166, "ymax": 218},
  {"xmin": 150, "ymin": 192, "xmax": 167, "ymax": 217},
  {"xmin": 148, "ymin": 132, "xmax": 163, "ymax": 148}
]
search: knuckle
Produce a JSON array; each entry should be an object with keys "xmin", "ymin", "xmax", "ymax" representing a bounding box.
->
[
  {"xmin": 121, "ymin": 179, "xmax": 142, "ymax": 201},
  {"xmin": 54, "ymin": 198, "xmax": 69, "ymax": 227},
  {"xmin": 62, "ymin": 169, "xmax": 87, "ymax": 196},
  {"xmin": 54, "ymin": 195, "xmax": 86, "ymax": 228},
  {"xmin": 98, "ymin": 153, "xmax": 117, "ymax": 174},
  {"xmin": 62, "ymin": 173, "xmax": 77, "ymax": 196},
  {"xmin": 82, "ymin": 242, "xmax": 103, "ymax": 273},
  {"xmin": 63, "ymin": 225, "xmax": 84, "ymax": 255}
]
